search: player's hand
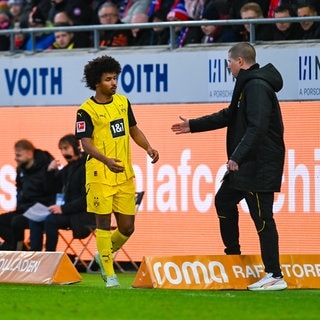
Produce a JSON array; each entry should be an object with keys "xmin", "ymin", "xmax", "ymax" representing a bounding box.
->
[
  {"xmin": 148, "ymin": 148, "xmax": 159, "ymax": 164},
  {"xmin": 171, "ymin": 116, "xmax": 190, "ymax": 134},
  {"xmin": 106, "ymin": 158, "xmax": 125, "ymax": 173}
]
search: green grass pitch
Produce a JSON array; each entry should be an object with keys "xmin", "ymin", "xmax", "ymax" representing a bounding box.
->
[{"xmin": 0, "ymin": 272, "xmax": 319, "ymax": 320}]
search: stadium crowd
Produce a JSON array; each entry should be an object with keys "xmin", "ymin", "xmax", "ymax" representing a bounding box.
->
[{"xmin": 0, "ymin": 0, "xmax": 319, "ymax": 51}]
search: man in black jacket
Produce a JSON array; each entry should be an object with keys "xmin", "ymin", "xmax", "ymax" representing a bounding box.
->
[
  {"xmin": 29, "ymin": 134, "xmax": 95, "ymax": 251},
  {"xmin": 171, "ymin": 42, "xmax": 287, "ymax": 291},
  {"xmin": 0, "ymin": 139, "xmax": 58, "ymax": 250}
]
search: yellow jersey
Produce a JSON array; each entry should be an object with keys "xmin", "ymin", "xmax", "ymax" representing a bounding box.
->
[{"xmin": 77, "ymin": 94, "xmax": 135, "ymax": 186}]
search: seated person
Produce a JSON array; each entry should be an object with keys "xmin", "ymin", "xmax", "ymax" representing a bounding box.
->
[
  {"xmin": 130, "ymin": 12, "xmax": 152, "ymax": 46},
  {"xmin": 239, "ymin": 2, "xmax": 273, "ymax": 41},
  {"xmin": 98, "ymin": 2, "xmax": 132, "ymax": 47},
  {"xmin": 149, "ymin": 8, "xmax": 170, "ymax": 45},
  {"xmin": 48, "ymin": 0, "xmax": 94, "ymax": 47},
  {"xmin": 49, "ymin": 22, "xmax": 76, "ymax": 49},
  {"xmin": 297, "ymin": 2, "xmax": 320, "ymax": 40},
  {"xmin": 29, "ymin": 134, "xmax": 95, "ymax": 252},
  {"xmin": 0, "ymin": 139, "xmax": 58, "ymax": 250},
  {"xmin": 271, "ymin": 4, "xmax": 304, "ymax": 41},
  {"xmin": 166, "ymin": 3, "xmax": 202, "ymax": 47},
  {"xmin": 52, "ymin": 11, "xmax": 92, "ymax": 48},
  {"xmin": 200, "ymin": 1, "xmax": 239, "ymax": 43}
]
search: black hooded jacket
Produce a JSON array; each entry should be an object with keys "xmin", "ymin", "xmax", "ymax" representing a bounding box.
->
[
  {"xmin": 16, "ymin": 149, "xmax": 57, "ymax": 212},
  {"xmin": 190, "ymin": 63, "xmax": 285, "ymax": 192},
  {"xmin": 56, "ymin": 152, "xmax": 95, "ymax": 239}
]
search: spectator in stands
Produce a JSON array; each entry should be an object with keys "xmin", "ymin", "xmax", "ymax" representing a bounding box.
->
[
  {"xmin": 29, "ymin": 134, "xmax": 95, "ymax": 252},
  {"xmin": 48, "ymin": 0, "xmax": 93, "ymax": 48},
  {"xmin": 166, "ymin": 2, "xmax": 202, "ymax": 47},
  {"xmin": 200, "ymin": 1, "xmax": 239, "ymax": 43},
  {"xmin": 53, "ymin": 11, "xmax": 92, "ymax": 48},
  {"xmin": 239, "ymin": 2, "xmax": 273, "ymax": 41},
  {"xmin": 121, "ymin": 0, "xmax": 151, "ymax": 23},
  {"xmin": 271, "ymin": 4, "xmax": 303, "ymax": 40},
  {"xmin": 297, "ymin": 2, "xmax": 320, "ymax": 39},
  {"xmin": 93, "ymin": 0, "xmax": 131, "ymax": 21},
  {"xmin": 24, "ymin": 6, "xmax": 55, "ymax": 51},
  {"xmin": 49, "ymin": 22, "xmax": 75, "ymax": 49},
  {"xmin": 130, "ymin": 12, "xmax": 151, "ymax": 46},
  {"xmin": 0, "ymin": 139, "xmax": 58, "ymax": 251},
  {"xmin": 149, "ymin": 8, "xmax": 170, "ymax": 45},
  {"xmin": 0, "ymin": 9, "xmax": 11, "ymax": 50},
  {"xmin": 8, "ymin": 0, "xmax": 25, "ymax": 26},
  {"xmin": 98, "ymin": 2, "xmax": 132, "ymax": 47},
  {"xmin": 7, "ymin": 0, "xmax": 26, "ymax": 49},
  {"xmin": 230, "ymin": 0, "xmax": 272, "ymax": 19}
]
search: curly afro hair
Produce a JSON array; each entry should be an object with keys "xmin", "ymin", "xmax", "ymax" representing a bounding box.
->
[{"xmin": 82, "ymin": 55, "xmax": 122, "ymax": 91}]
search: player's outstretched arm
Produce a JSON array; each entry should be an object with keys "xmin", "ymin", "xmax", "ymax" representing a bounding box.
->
[{"xmin": 129, "ymin": 126, "xmax": 159, "ymax": 164}]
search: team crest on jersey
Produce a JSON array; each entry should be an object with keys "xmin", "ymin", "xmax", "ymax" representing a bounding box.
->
[{"xmin": 76, "ymin": 121, "xmax": 86, "ymax": 133}]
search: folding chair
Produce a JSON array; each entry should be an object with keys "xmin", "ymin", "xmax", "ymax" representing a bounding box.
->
[
  {"xmin": 86, "ymin": 191, "xmax": 145, "ymax": 273},
  {"xmin": 58, "ymin": 224, "xmax": 96, "ymax": 270}
]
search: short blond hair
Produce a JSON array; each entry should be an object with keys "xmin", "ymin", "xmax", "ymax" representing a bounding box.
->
[{"xmin": 240, "ymin": 2, "xmax": 264, "ymax": 17}]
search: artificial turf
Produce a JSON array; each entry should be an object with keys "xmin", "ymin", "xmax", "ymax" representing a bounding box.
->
[{"xmin": 0, "ymin": 272, "xmax": 319, "ymax": 320}]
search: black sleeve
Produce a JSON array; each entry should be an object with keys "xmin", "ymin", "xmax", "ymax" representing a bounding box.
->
[
  {"xmin": 189, "ymin": 107, "xmax": 231, "ymax": 133},
  {"xmin": 75, "ymin": 109, "xmax": 94, "ymax": 139},
  {"xmin": 127, "ymin": 99, "xmax": 137, "ymax": 127}
]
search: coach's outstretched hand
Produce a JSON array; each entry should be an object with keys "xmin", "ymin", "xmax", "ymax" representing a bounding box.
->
[{"xmin": 171, "ymin": 116, "xmax": 190, "ymax": 134}]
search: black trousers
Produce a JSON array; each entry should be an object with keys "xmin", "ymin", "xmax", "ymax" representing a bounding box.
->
[
  {"xmin": 215, "ymin": 178, "xmax": 282, "ymax": 276},
  {"xmin": 29, "ymin": 214, "xmax": 71, "ymax": 251},
  {"xmin": 0, "ymin": 211, "xmax": 28, "ymax": 250}
]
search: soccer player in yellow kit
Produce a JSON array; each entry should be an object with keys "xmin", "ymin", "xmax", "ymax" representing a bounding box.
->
[{"xmin": 75, "ymin": 55, "xmax": 159, "ymax": 287}]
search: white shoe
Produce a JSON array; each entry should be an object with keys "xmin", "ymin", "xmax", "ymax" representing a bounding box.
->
[
  {"xmin": 247, "ymin": 273, "xmax": 287, "ymax": 291},
  {"xmin": 106, "ymin": 274, "xmax": 120, "ymax": 288},
  {"xmin": 94, "ymin": 252, "xmax": 107, "ymax": 282}
]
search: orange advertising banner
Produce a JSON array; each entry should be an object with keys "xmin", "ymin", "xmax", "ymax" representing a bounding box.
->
[
  {"xmin": 0, "ymin": 102, "xmax": 319, "ymax": 261},
  {"xmin": 0, "ymin": 251, "xmax": 82, "ymax": 284},
  {"xmin": 133, "ymin": 254, "xmax": 320, "ymax": 290}
]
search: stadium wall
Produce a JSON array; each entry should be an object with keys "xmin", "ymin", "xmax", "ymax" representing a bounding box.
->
[{"xmin": 0, "ymin": 102, "xmax": 318, "ymax": 260}]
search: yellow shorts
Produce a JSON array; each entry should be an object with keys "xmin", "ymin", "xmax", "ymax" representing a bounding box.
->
[{"xmin": 86, "ymin": 178, "xmax": 136, "ymax": 215}]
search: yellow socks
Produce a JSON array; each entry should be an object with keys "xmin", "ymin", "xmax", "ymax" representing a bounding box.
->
[
  {"xmin": 111, "ymin": 228, "xmax": 129, "ymax": 252},
  {"xmin": 96, "ymin": 228, "xmax": 114, "ymax": 276}
]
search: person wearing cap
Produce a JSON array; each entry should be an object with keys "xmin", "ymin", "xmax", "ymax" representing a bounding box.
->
[
  {"xmin": 200, "ymin": 1, "xmax": 239, "ymax": 43},
  {"xmin": 166, "ymin": 2, "xmax": 202, "ymax": 47},
  {"xmin": 24, "ymin": 6, "xmax": 55, "ymax": 51}
]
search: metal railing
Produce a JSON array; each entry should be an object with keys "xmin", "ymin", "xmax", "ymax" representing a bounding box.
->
[{"xmin": 0, "ymin": 16, "xmax": 319, "ymax": 53}]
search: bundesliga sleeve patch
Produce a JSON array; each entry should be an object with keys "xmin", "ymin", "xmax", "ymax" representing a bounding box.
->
[{"xmin": 76, "ymin": 121, "xmax": 86, "ymax": 133}]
